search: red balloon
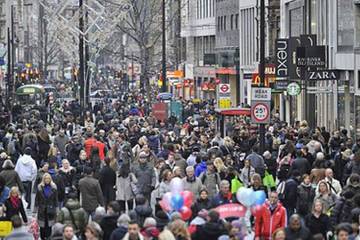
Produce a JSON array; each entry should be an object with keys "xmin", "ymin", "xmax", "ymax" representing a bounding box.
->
[
  {"xmin": 159, "ymin": 200, "xmax": 171, "ymax": 212},
  {"xmin": 179, "ymin": 206, "xmax": 192, "ymax": 221},
  {"xmin": 180, "ymin": 191, "xmax": 194, "ymax": 207}
]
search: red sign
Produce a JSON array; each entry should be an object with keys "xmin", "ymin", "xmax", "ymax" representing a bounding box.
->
[
  {"xmin": 215, "ymin": 78, "xmax": 221, "ymax": 84},
  {"xmin": 208, "ymin": 83, "xmax": 216, "ymax": 91},
  {"xmin": 215, "ymin": 203, "xmax": 247, "ymax": 219},
  {"xmin": 152, "ymin": 102, "xmax": 168, "ymax": 122},
  {"xmin": 220, "ymin": 84, "xmax": 229, "ymax": 93},
  {"xmin": 201, "ymin": 82, "xmax": 209, "ymax": 91}
]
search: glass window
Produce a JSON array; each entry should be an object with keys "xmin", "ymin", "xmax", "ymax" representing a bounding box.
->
[
  {"xmin": 224, "ymin": 16, "xmax": 226, "ymax": 30},
  {"xmin": 289, "ymin": 7, "xmax": 304, "ymax": 36},
  {"xmin": 337, "ymin": 0, "xmax": 354, "ymax": 51},
  {"xmin": 231, "ymin": 15, "xmax": 234, "ymax": 30},
  {"xmin": 235, "ymin": 14, "xmax": 239, "ymax": 29}
]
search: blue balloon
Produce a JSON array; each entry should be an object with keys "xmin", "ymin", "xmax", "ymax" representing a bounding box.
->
[
  {"xmin": 253, "ymin": 190, "xmax": 266, "ymax": 206},
  {"xmin": 236, "ymin": 188, "xmax": 256, "ymax": 207},
  {"xmin": 170, "ymin": 194, "xmax": 184, "ymax": 211}
]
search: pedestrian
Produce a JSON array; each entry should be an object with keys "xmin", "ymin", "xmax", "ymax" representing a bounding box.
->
[
  {"xmin": 34, "ymin": 172, "xmax": 58, "ymax": 240},
  {"xmin": 122, "ymin": 220, "xmax": 145, "ymax": 240},
  {"xmin": 296, "ymin": 174, "xmax": 315, "ymax": 217},
  {"xmin": 58, "ymin": 159, "xmax": 76, "ymax": 197},
  {"xmin": 109, "ymin": 214, "xmax": 131, "ymax": 240},
  {"xmin": 239, "ymin": 159, "xmax": 255, "ymax": 187},
  {"xmin": 99, "ymin": 157, "xmax": 116, "ymax": 207},
  {"xmin": 314, "ymin": 180, "xmax": 337, "ymax": 213},
  {"xmin": 255, "ymin": 192, "xmax": 287, "ymax": 240},
  {"xmin": 78, "ymin": 167, "xmax": 104, "ymax": 217},
  {"xmin": 15, "ymin": 147, "xmax": 37, "ymax": 209},
  {"xmin": 100, "ymin": 201, "xmax": 120, "ymax": 240},
  {"xmin": 63, "ymin": 225, "xmax": 78, "ymax": 240},
  {"xmin": 199, "ymin": 161, "xmax": 221, "ymax": 199},
  {"xmin": 57, "ymin": 192, "xmax": 88, "ymax": 236},
  {"xmin": 211, "ymin": 180, "xmax": 236, "ymax": 208},
  {"xmin": 0, "ymin": 159, "xmax": 24, "ymax": 194},
  {"xmin": 182, "ymin": 166, "xmax": 203, "ymax": 198},
  {"xmin": 284, "ymin": 214, "xmax": 311, "ymax": 240},
  {"xmin": 129, "ymin": 194, "xmax": 153, "ymax": 227},
  {"xmin": 84, "ymin": 222, "xmax": 103, "ymax": 240},
  {"xmin": 191, "ymin": 210, "xmax": 227, "ymax": 240},
  {"xmin": 159, "ymin": 169, "xmax": 172, "ymax": 198},
  {"xmin": 305, "ymin": 199, "xmax": 332, "ymax": 239},
  {"xmin": 4, "ymin": 186, "xmax": 27, "ymax": 224},
  {"xmin": 4, "ymin": 215, "xmax": 34, "ymax": 240}
]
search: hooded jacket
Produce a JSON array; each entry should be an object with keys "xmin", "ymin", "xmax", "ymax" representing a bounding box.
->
[
  {"xmin": 15, "ymin": 154, "xmax": 37, "ymax": 182},
  {"xmin": 254, "ymin": 201, "xmax": 287, "ymax": 240},
  {"xmin": 0, "ymin": 161, "xmax": 24, "ymax": 193},
  {"xmin": 57, "ymin": 198, "xmax": 88, "ymax": 234}
]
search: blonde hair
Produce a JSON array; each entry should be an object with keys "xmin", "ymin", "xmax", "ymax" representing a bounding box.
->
[
  {"xmin": 168, "ymin": 219, "xmax": 190, "ymax": 240},
  {"xmin": 213, "ymin": 158, "xmax": 226, "ymax": 172},
  {"xmin": 158, "ymin": 229, "xmax": 176, "ymax": 240},
  {"xmin": 9, "ymin": 186, "xmax": 20, "ymax": 197},
  {"xmin": 312, "ymin": 199, "xmax": 325, "ymax": 214},
  {"xmin": 40, "ymin": 173, "xmax": 56, "ymax": 188}
]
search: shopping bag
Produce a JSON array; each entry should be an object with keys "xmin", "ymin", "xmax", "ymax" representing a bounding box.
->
[
  {"xmin": 0, "ymin": 221, "xmax": 12, "ymax": 237},
  {"xmin": 263, "ymin": 171, "xmax": 276, "ymax": 189},
  {"xmin": 231, "ymin": 176, "xmax": 244, "ymax": 194}
]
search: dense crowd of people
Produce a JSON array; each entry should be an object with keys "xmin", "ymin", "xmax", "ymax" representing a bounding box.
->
[{"xmin": 0, "ymin": 91, "xmax": 359, "ymax": 240}]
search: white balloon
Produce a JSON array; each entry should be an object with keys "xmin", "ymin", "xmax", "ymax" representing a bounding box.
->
[{"xmin": 170, "ymin": 177, "xmax": 184, "ymax": 194}]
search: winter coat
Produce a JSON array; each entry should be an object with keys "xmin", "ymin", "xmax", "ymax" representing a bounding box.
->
[
  {"xmin": 148, "ymin": 135, "xmax": 160, "ymax": 154},
  {"xmin": 73, "ymin": 159, "xmax": 93, "ymax": 185},
  {"xmin": 305, "ymin": 213, "xmax": 331, "ymax": 238},
  {"xmin": 54, "ymin": 134, "xmax": 69, "ymax": 158},
  {"xmin": 122, "ymin": 233, "xmax": 145, "ymax": 240},
  {"xmin": 66, "ymin": 143, "xmax": 83, "ymax": 164},
  {"xmin": 254, "ymin": 201, "xmax": 287, "ymax": 240},
  {"xmin": 284, "ymin": 226, "xmax": 312, "ymax": 240},
  {"xmin": 296, "ymin": 183, "xmax": 315, "ymax": 216},
  {"xmin": 37, "ymin": 136, "xmax": 50, "ymax": 163},
  {"xmin": 159, "ymin": 181, "xmax": 171, "ymax": 198},
  {"xmin": 84, "ymin": 137, "xmax": 97, "ymax": 158},
  {"xmin": 132, "ymin": 163, "xmax": 156, "ymax": 196},
  {"xmin": 110, "ymin": 226, "xmax": 127, "ymax": 240},
  {"xmin": 4, "ymin": 197, "xmax": 27, "ymax": 223},
  {"xmin": 246, "ymin": 152, "xmax": 265, "ymax": 177},
  {"xmin": 100, "ymin": 214, "xmax": 119, "ymax": 240},
  {"xmin": 35, "ymin": 183, "xmax": 58, "ymax": 228},
  {"xmin": 191, "ymin": 198, "xmax": 212, "ymax": 216},
  {"xmin": 129, "ymin": 205, "xmax": 153, "ymax": 227},
  {"xmin": 58, "ymin": 167, "xmax": 76, "ymax": 189},
  {"xmin": 210, "ymin": 192, "xmax": 237, "ymax": 208},
  {"xmin": 195, "ymin": 162, "xmax": 207, "ymax": 177},
  {"xmin": 291, "ymin": 157, "xmax": 311, "ymax": 176},
  {"xmin": 344, "ymin": 160, "xmax": 360, "ymax": 183},
  {"xmin": 78, "ymin": 176, "xmax": 104, "ymax": 212},
  {"xmin": 282, "ymin": 178, "xmax": 299, "ymax": 209},
  {"xmin": 116, "ymin": 173, "xmax": 136, "ymax": 201},
  {"xmin": 182, "ymin": 177, "xmax": 203, "ymax": 198},
  {"xmin": 199, "ymin": 171, "xmax": 221, "ymax": 198},
  {"xmin": 191, "ymin": 221, "xmax": 227, "ymax": 240},
  {"xmin": 99, "ymin": 166, "xmax": 116, "ymax": 201},
  {"xmin": 4, "ymin": 227, "xmax": 34, "ymax": 240},
  {"xmin": 239, "ymin": 166, "xmax": 255, "ymax": 187},
  {"xmin": 0, "ymin": 168, "xmax": 24, "ymax": 193},
  {"xmin": 56, "ymin": 198, "xmax": 88, "ymax": 234},
  {"xmin": 314, "ymin": 193, "xmax": 338, "ymax": 212},
  {"xmin": 330, "ymin": 197, "xmax": 353, "ymax": 225},
  {"xmin": 0, "ymin": 187, "xmax": 9, "ymax": 205},
  {"xmin": 15, "ymin": 154, "xmax": 37, "ymax": 182}
]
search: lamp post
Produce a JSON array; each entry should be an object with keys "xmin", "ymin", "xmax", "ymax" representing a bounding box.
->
[
  {"xmin": 161, "ymin": 0, "xmax": 167, "ymax": 93},
  {"xmin": 259, "ymin": 0, "xmax": 266, "ymax": 154}
]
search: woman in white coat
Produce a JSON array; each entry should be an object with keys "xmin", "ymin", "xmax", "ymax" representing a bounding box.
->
[{"xmin": 116, "ymin": 163, "xmax": 137, "ymax": 213}]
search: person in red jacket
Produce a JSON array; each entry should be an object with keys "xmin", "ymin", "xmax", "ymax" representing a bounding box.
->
[
  {"xmin": 95, "ymin": 136, "xmax": 107, "ymax": 161},
  {"xmin": 84, "ymin": 132, "xmax": 97, "ymax": 158},
  {"xmin": 255, "ymin": 191, "xmax": 287, "ymax": 240}
]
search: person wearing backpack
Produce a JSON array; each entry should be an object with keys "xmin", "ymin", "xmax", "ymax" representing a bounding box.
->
[
  {"xmin": 198, "ymin": 161, "xmax": 221, "ymax": 199},
  {"xmin": 57, "ymin": 192, "xmax": 88, "ymax": 237},
  {"xmin": 280, "ymin": 170, "xmax": 301, "ymax": 219}
]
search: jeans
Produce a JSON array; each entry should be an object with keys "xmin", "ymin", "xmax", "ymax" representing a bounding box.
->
[{"xmin": 22, "ymin": 181, "xmax": 32, "ymax": 209}]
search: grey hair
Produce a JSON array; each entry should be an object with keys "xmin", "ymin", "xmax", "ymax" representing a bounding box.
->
[
  {"xmin": 143, "ymin": 217, "xmax": 157, "ymax": 228},
  {"xmin": 186, "ymin": 166, "xmax": 194, "ymax": 172},
  {"xmin": 117, "ymin": 213, "xmax": 131, "ymax": 227},
  {"xmin": 220, "ymin": 180, "xmax": 230, "ymax": 187}
]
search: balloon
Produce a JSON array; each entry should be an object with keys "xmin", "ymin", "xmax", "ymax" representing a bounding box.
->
[
  {"xmin": 181, "ymin": 191, "xmax": 194, "ymax": 207},
  {"xmin": 171, "ymin": 193, "xmax": 184, "ymax": 211},
  {"xmin": 236, "ymin": 188, "xmax": 256, "ymax": 207},
  {"xmin": 250, "ymin": 205, "xmax": 262, "ymax": 216},
  {"xmin": 170, "ymin": 177, "xmax": 184, "ymax": 194},
  {"xmin": 179, "ymin": 206, "xmax": 192, "ymax": 221},
  {"xmin": 162, "ymin": 192, "xmax": 172, "ymax": 205},
  {"xmin": 253, "ymin": 190, "xmax": 266, "ymax": 206},
  {"xmin": 159, "ymin": 200, "xmax": 171, "ymax": 212}
]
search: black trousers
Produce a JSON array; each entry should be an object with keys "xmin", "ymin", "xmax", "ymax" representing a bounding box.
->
[
  {"xmin": 22, "ymin": 181, "xmax": 32, "ymax": 208},
  {"xmin": 118, "ymin": 200, "xmax": 134, "ymax": 213}
]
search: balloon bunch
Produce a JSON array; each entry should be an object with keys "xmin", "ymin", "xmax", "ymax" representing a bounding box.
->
[
  {"xmin": 159, "ymin": 178, "xmax": 194, "ymax": 221},
  {"xmin": 236, "ymin": 187, "xmax": 266, "ymax": 208}
]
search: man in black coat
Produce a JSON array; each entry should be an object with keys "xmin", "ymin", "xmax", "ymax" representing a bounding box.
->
[
  {"xmin": 291, "ymin": 150, "xmax": 311, "ymax": 176},
  {"xmin": 191, "ymin": 210, "xmax": 227, "ymax": 240},
  {"xmin": 285, "ymin": 214, "xmax": 312, "ymax": 240},
  {"xmin": 100, "ymin": 201, "xmax": 120, "ymax": 240},
  {"xmin": 282, "ymin": 170, "xmax": 301, "ymax": 219}
]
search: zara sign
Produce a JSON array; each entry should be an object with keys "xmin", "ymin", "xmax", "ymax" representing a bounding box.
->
[{"xmin": 306, "ymin": 70, "xmax": 339, "ymax": 81}]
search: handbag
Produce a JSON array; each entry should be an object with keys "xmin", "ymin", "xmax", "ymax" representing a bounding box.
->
[
  {"xmin": 231, "ymin": 176, "xmax": 244, "ymax": 194},
  {"xmin": 129, "ymin": 173, "xmax": 139, "ymax": 195},
  {"xmin": 263, "ymin": 170, "xmax": 276, "ymax": 189},
  {"xmin": 0, "ymin": 221, "xmax": 12, "ymax": 237}
]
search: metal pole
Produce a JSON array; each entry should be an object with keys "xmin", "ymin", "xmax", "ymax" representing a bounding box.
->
[
  {"xmin": 131, "ymin": 52, "xmax": 134, "ymax": 89},
  {"xmin": 79, "ymin": 0, "xmax": 84, "ymax": 117},
  {"xmin": 161, "ymin": 0, "xmax": 167, "ymax": 92},
  {"xmin": 235, "ymin": 47, "xmax": 240, "ymax": 106},
  {"xmin": 259, "ymin": 0, "xmax": 266, "ymax": 154},
  {"xmin": 6, "ymin": 28, "xmax": 11, "ymax": 105},
  {"xmin": 85, "ymin": 0, "xmax": 89, "ymax": 110}
]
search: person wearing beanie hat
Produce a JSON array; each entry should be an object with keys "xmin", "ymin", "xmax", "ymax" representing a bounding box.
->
[{"xmin": 0, "ymin": 159, "xmax": 24, "ymax": 194}]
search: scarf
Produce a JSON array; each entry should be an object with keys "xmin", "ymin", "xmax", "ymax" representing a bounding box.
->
[
  {"xmin": 43, "ymin": 184, "xmax": 52, "ymax": 198},
  {"xmin": 10, "ymin": 196, "xmax": 20, "ymax": 209}
]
